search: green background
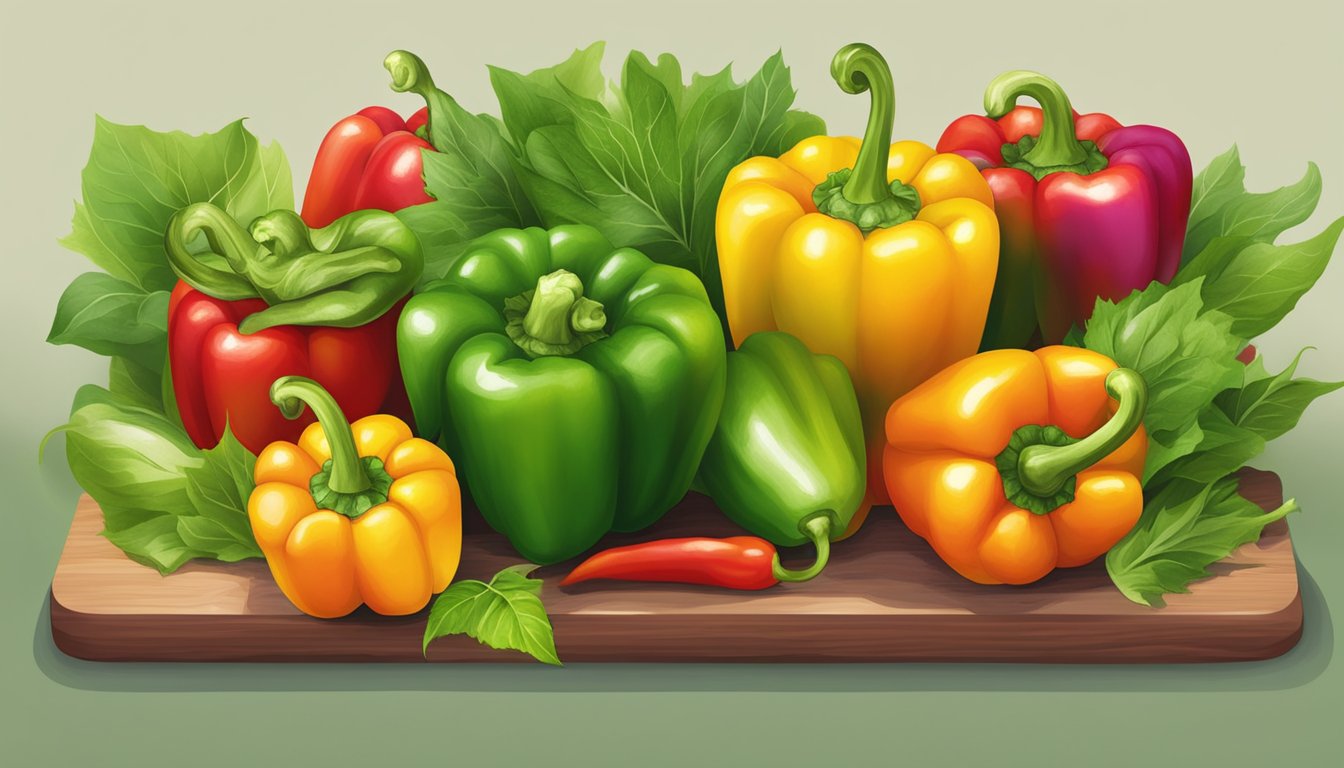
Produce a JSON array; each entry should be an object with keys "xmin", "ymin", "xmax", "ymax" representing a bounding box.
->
[{"xmin": 3, "ymin": 0, "xmax": 1341, "ymax": 764}]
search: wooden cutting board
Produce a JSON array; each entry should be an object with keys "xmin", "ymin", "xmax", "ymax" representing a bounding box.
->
[{"xmin": 49, "ymin": 468, "xmax": 1301, "ymax": 663}]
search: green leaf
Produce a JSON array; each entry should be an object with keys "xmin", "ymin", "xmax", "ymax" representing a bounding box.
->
[
  {"xmin": 490, "ymin": 43, "xmax": 609, "ymax": 145},
  {"xmin": 1148, "ymin": 407, "xmax": 1264, "ymax": 487},
  {"xmin": 175, "ymin": 516, "xmax": 259, "ymax": 562},
  {"xmin": 1182, "ymin": 145, "xmax": 1322, "ymax": 264},
  {"xmin": 104, "ymin": 515, "xmax": 207, "ymax": 574},
  {"xmin": 1190, "ymin": 218, "xmax": 1344, "ymax": 338},
  {"xmin": 423, "ymin": 564, "xmax": 561, "ymax": 665},
  {"xmin": 1081, "ymin": 279, "xmax": 1243, "ymax": 478},
  {"xmin": 1106, "ymin": 476, "xmax": 1297, "ymax": 607},
  {"xmin": 44, "ymin": 396, "xmax": 261, "ymax": 574},
  {"xmin": 395, "ymin": 58, "xmax": 542, "ymax": 276},
  {"xmin": 181, "ymin": 427, "xmax": 261, "ymax": 560},
  {"xmin": 1185, "ymin": 147, "xmax": 1244, "ymax": 241},
  {"xmin": 395, "ymin": 203, "xmax": 473, "ymax": 284},
  {"xmin": 230, "ymin": 139, "xmax": 295, "ymax": 220},
  {"xmin": 1215, "ymin": 349, "xmax": 1344, "ymax": 441},
  {"xmin": 493, "ymin": 46, "xmax": 824, "ymax": 325},
  {"xmin": 46, "ymin": 272, "xmax": 169, "ymax": 370},
  {"xmin": 108, "ymin": 356, "xmax": 165, "ymax": 412},
  {"xmin": 59, "ymin": 117, "xmax": 293, "ymax": 292}
]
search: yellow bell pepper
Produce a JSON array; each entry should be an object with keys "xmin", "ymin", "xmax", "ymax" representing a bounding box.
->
[
  {"xmin": 247, "ymin": 376, "xmax": 462, "ymax": 618},
  {"xmin": 717, "ymin": 43, "xmax": 999, "ymax": 509}
]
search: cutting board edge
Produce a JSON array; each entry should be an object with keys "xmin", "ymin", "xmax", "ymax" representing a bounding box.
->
[
  {"xmin": 49, "ymin": 585, "xmax": 1304, "ymax": 664},
  {"xmin": 48, "ymin": 467, "xmax": 1305, "ymax": 665}
]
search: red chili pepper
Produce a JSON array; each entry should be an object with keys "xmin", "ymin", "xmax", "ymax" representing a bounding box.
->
[
  {"xmin": 561, "ymin": 537, "xmax": 781, "ymax": 590},
  {"xmin": 560, "ymin": 531, "xmax": 836, "ymax": 591},
  {"xmin": 299, "ymin": 105, "xmax": 432, "ymax": 229}
]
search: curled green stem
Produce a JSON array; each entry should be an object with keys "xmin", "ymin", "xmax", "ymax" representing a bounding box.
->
[
  {"xmin": 833, "ymin": 43, "xmax": 895, "ymax": 206},
  {"xmin": 812, "ymin": 43, "xmax": 920, "ymax": 232},
  {"xmin": 1017, "ymin": 369, "xmax": 1148, "ymax": 498},
  {"xmin": 771, "ymin": 515, "xmax": 833, "ymax": 583},
  {"xmin": 984, "ymin": 70, "xmax": 1089, "ymax": 170},
  {"xmin": 270, "ymin": 376, "xmax": 370, "ymax": 495}
]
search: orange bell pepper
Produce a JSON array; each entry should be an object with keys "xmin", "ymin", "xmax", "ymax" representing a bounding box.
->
[
  {"xmin": 716, "ymin": 43, "xmax": 998, "ymax": 512},
  {"xmin": 248, "ymin": 376, "xmax": 462, "ymax": 618},
  {"xmin": 882, "ymin": 346, "xmax": 1148, "ymax": 585}
]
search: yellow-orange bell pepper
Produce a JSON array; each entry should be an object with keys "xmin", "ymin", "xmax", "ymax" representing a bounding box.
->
[
  {"xmin": 883, "ymin": 346, "xmax": 1148, "ymax": 585},
  {"xmin": 716, "ymin": 43, "xmax": 999, "ymax": 509},
  {"xmin": 248, "ymin": 376, "xmax": 462, "ymax": 618}
]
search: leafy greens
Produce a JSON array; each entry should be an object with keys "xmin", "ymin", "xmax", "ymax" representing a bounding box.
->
[
  {"xmin": 1079, "ymin": 146, "xmax": 1343, "ymax": 605},
  {"xmin": 47, "ymin": 118, "xmax": 289, "ymax": 572},
  {"xmin": 397, "ymin": 43, "xmax": 825, "ymax": 325}
]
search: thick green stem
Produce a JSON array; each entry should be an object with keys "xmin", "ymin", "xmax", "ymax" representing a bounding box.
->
[
  {"xmin": 505, "ymin": 270, "xmax": 608, "ymax": 358},
  {"xmin": 164, "ymin": 203, "xmax": 263, "ymax": 301},
  {"xmin": 812, "ymin": 44, "xmax": 920, "ymax": 232},
  {"xmin": 833, "ymin": 43, "xmax": 896, "ymax": 206},
  {"xmin": 984, "ymin": 70, "xmax": 1088, "ymax": 169},
  {"xmin": 771, "ymin": 515, "xmax": 833, "ymax": 583},
  {"xmin": 270, "ymin": 376, "xmax": 370, "ymax": 495},
  {"xmin": 1017, "ymin": 369, "xmax": 1148, "ymax": 498}
]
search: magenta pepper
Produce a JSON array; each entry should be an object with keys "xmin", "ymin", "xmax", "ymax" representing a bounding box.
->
[{"xmin": 937, "ymin": 71, "xmax": 1192, "ymax": 347}]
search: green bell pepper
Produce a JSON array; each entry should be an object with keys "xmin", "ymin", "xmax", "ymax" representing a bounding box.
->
[
  {"xmin": 697, "ymin": 331, "xmax": 866, "ymax": 580},
  {"xmin": 398, "ymin": 225, "xmax": 726, "ymax": 565}
]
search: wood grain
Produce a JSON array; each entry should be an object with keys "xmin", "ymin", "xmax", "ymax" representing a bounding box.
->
[{"xmin": 50, "ymin": 468, "xmax": 1301, "ymax": 663}]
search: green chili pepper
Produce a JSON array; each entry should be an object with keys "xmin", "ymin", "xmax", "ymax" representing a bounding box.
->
[{"xmin": 164, "ymin": 203, "xmax": 422, "ymax": 334}]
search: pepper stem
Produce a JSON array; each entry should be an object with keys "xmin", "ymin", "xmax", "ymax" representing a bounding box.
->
[
  {"xmin": 833, "ymin": 43, "xmax": 896, "ymax": 206},
  {"xmin": 164, "ymin": 203, "xmax": 263, "ymax": 301},
  {"xmin": 384, "ymin": 50, "xmax": 438, "ymax": 145},
  {"xmin": 1016, "ymin": 369, "xmax": 1148, "ymax": 498},
  {"xmin": 984, "ymin": 70, "xmax": 1089, "ymax": 169},
  {"xmin": 771, "ymin": 515, "xmax": 833, "ymax": 583},
  {"xmin": 505, "ymin": 270, "xmax": 609, "ymax": 358},
  {"xmin": 270, "ymin": 376, "xmax": 370, "ymax": 495}
]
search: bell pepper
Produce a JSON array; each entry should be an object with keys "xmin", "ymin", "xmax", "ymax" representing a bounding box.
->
[
  {"xmin": 883, "ymin": 346, "xmax": 1149, "ymax": 585},
  {"xmin": 165, "ymin": 202, "xmax": 422, "ymax": 455},
  {"xmin": 716, "ymin": 42, "xmax": 999, "ymax": 506},
  {"xmin": 299, "ymin": 48, "xmax": 456, "ymax": 228},
  {"xmin": 937, "ymin": 71, "xmax": 1193, "ymax": 348},
  {"xmin": 697, "ymin": 331, "xmax": 866, "ymax": 578},
  {"xmin": 248, "ymin": 376, "xmax": 462, "ymax": 618},
  {"xmin": 397, "ymin": 225, "xmax": 726, "ymax": 565}
]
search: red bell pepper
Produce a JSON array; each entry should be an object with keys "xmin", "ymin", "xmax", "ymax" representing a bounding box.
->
[
  {"xmin": 937, "ymin": 71, "xmax": 1192, "ymax": 348},
  {"xmin": 164, "ymin": 203, "xmax": 422, "ymax": 455},
  {"xmin": 299, "ymin": 105, "xmax": 433, "ymax": 228}
]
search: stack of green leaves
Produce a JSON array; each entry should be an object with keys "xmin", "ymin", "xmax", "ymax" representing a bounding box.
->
[
  {"xmin": 395, "ymin": 43, "xmax": 825, "ymax": 326},
  {"xmin": 44, "ymin": 119, "xmax": 288, "ymax": 572},
  {"xmin": 1072, "ymin": 147, "xmax": 1343, "ymax": 606}
]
